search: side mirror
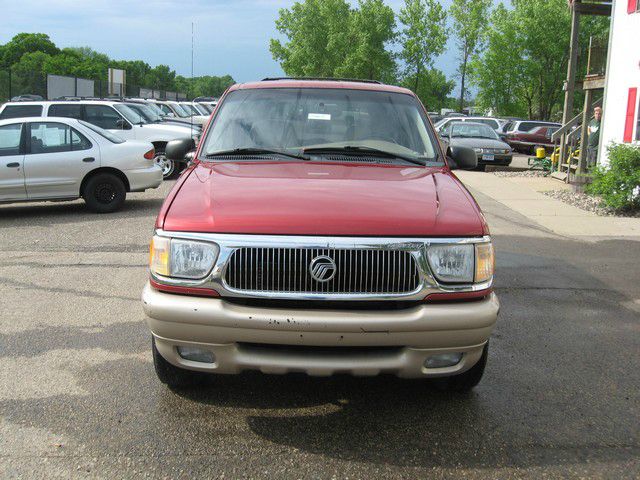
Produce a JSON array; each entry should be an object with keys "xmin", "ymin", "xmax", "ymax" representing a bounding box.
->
[
  {"xmin": 166, "ymin": 138, "xmax": 196, "ymax": 161},
  {"xmin": 447, "ymin": 145, "xmax": 477, "ymax": 170}
]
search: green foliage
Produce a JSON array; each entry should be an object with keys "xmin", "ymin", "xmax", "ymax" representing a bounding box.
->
[
  {"xmin": 270, "ymin": 0, "xmax": 352, "ymax": 77},
  {"xmin": 0, "ymin": 33, "xmax": 235, "ymax": 99},
  {"xmin": 398, "ymin": 0, "xmax": 448, "ymax": 92},
  {"xmin": 471, "ymin": 0, "xmax": 573, "ymax": 120},
  {"xmin": 401, "ymin": 68, "xmax": 455, "ymax": 111},
  {"xmin": 1, "ymin": 33, "xmax": 59, "ymax": 67},
  {"xmin": 335, "ymin": 0, "xmax": 397, "ymax": 83},
  {"xmin": 449, "ymin": 0, "xmax": 491, "ymax": 111},
  {"xmin": 587, "ymin": 144, "xmax": 640, "ymax": 211}
]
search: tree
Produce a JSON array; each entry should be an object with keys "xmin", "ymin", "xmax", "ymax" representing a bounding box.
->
[
  {"xmin": 1, "ymin": 33, "xmax": 59, "ymax": 67},
  {"xmin": 449, "ymin": 0, "xmax": 491, "ymax": 112},
  {"xmin": 470, "ymin": 0, "xmax": 607, "ymax": 120},
  {"xmin": 144, "ymin": 65, "xmax": 176, "ymax": 91},
  {"xmin": 270, "ymin": 0, "xmax": 352, "ymax": 77},
  {"xmin": 398, "ymin": 0, "xmax": 448, "ymax": 94},
  {"xmin": 403, "ymin": 68, "xmax": 455, "ymax": 111},
  {"xmin": 335, "ymin": 0, "xmax": 397, "ymax": 82},
  {"xmin": 11, "ymin": 51, "xmax": 50, "ymax": 96}
]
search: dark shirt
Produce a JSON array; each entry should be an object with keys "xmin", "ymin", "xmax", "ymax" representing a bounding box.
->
[{"xmin": 587, "ymin": 118, "xmax": 600, "ymax": 148}]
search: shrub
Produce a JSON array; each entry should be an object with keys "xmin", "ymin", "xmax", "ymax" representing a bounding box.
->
[{"xmin": 587, "ymin": 143, "xmax": 640, "ymax": 211}]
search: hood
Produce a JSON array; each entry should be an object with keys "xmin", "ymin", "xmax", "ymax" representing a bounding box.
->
[
  {"xmin": 449, "ymin": 137, "xmax": 510, "ymax": 149},
  {"xmin": 161, "ymin": 161, "xmax": 486, "ymax": 237}
]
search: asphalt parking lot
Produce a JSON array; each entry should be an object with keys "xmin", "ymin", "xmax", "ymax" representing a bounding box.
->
[{"xmin": 1, "ymin": 180, "xmax": 639, "ymax": 478}]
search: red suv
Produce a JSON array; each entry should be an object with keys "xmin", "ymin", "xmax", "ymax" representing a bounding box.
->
[{"xmin": 142, "ymin": 79, "xmax": 499, "ymax": 391}]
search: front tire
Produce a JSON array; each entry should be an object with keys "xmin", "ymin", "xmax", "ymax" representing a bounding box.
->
[
  {"xmin": 154, "ymin": 149, "xmax": 176, "ymax": 179},
  {"xmin": 152, "ymin": 337, "xmax": 207, "ymax": 388},
  {"xmin": 82, "ymin": 173, "xmax": 126, "ymax": 213},
  {"xmin": 438, "ymin": 343, "xmax": 488, "ymax": 392}
]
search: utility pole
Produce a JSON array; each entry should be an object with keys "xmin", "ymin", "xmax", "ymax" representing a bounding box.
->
[{"xmin": 558, "ymin": 6, "xmax": 580, "ymax": 175}]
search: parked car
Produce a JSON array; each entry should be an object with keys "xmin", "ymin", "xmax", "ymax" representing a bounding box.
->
[
  {"xmin": 125, "ymin": 98, "xmax": 205, "ymax": 130},
  {"xmin": 10, "ymin": 94, "xmax": 44, "ymax": 102},
  {"xmin": 434, "ymin": 116, "xmax": 507, "ymax": 136},
  {"xmin": 0, "ymin": 116, "xmax": 162, "ymax": 212},
  {"xmin": 142, "ymin": 78, "xmax": 499, "ymax": 391},
  {"xmin": 439, "ymin": 121, "xmax": 512, "ymax": 170},
  {"xmin": 0, "ymin": 100, "xmax": 199, "ymax": 179},
  {"xmin": 504, "ymin": 120, "xmax": 561, "ymax": 153},
  {"xmin": 147, "ymin": 100, "xmax": 209, "ymax": 126}
]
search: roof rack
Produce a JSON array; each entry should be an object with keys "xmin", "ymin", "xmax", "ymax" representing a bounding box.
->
[{"xmin": 261, "ymin": 77, "xmax": 382, "ymax": 85}]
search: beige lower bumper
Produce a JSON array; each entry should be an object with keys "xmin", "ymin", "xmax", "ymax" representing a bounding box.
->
[{"xmin": 142, "ymin": 282, "xmax": 499, "ymax": 378}]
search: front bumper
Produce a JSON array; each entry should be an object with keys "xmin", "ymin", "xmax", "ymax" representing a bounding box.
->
[
  {"xmin": 142, "ymin": 282, "xmax": 499, "ymax": 378},
  {"xmin": 476, "ymin": 153, "xmax": 512, "ymax": 165},
  {"xmin": 126, "ymin": 165, "xmax": 163, "ymax": 192}
]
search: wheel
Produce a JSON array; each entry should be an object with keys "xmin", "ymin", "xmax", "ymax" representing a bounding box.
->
[
  {"xmin": 82, "ymin": 173, "xmax": 126, "ymax": 213},
  {"xmin": 438, "ymin": 343, "xmax": 488, "ymax": 392},
  {"xmin": 153, "ymin": 149, "xmax": 175, "ymax": 179},
  {"xmin": 152, "ymin": 337, "xmax": 208, "ymax": 388}
]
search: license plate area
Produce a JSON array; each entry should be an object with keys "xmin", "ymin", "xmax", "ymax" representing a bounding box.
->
[{"xmin": 482, "ymin": 153, "xmax": 495, "ymax": 161}]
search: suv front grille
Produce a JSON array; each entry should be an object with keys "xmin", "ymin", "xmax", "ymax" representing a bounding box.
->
[{"xmin": 224, "ymin": 247, "xmax": 420, "ymax": 295}]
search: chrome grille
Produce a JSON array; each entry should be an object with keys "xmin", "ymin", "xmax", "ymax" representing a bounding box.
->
[{"xmin": 224, "ymin": 248, "xmax": 420, "ymax": 295}]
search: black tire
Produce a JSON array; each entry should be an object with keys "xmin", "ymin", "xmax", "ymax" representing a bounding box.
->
[
  {"xmin": 152, "ymin": 337, "xmax": 208, "ymax": 388},
  {"xmin": 82, "ymin": 173, "xmax": 126, "ymax": 213},
  {"xmin": 439, "ymin": 343, "xmax": 488, "ymax": 392},
  {"xmin": 153, "ymin": 149, "xmax": 176, "ymax": 179}
]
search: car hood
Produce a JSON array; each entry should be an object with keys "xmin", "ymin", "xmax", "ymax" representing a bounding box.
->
[
  {"xmin": 161, "ymin": 161, "xmax": 487, "ymax": 236},
  {"xmin": 448, "ymin": 137, "xmax": 510, "ymax": 149},
  {"xmin": 143, "ymin": 123, "xmax": 197, "ymax": 136}
]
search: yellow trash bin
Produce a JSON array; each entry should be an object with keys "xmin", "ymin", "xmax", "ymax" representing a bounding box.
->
[{"xmin": 536, "ymin": 147, "xmax": 546, "ymax": 159}]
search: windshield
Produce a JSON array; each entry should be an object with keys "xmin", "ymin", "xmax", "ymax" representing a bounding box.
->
[
  {"xmin": 124, "ymin": 103, "xmax": 157, "ymax": 123},
  {"xmin": 450, "ymin": 123, "xmax": 499, "ymax": 140},
  {"xmin": 79, "ymin": 120, "xmax": 125, "ymax": 143},
  {"xmin": 181, "ymin": 104, "xmax": 199, "ymax": 115},
  {"xmin": 170, "ymin": 103, "xmax": 191, "ymax": 118},
  {"xmin": 113, "ymin": 104, "xmax": 144, "ymax": 125},
  {"xmin": 201, "ymin": 88, "xmax": 440, "ymax": 164},
  {"xmin": 198, "ymin": 103, "xmax": 213, "ymax": 114}
]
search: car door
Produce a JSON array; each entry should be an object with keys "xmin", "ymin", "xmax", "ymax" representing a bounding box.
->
[
  {"xmin": 84, "ymin": 104, "xmax": 135, "ymax": 141},
  {"xmin": 0, "ymin": 122, "xmax": 27, "ymax": 201},
  {"xmin": 24, "ymin": 121, "xmax": 97, "ymax": 199}
]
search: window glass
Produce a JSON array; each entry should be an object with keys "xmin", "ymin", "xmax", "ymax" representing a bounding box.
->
[
  {"xmin": 29, "ymin": 122, "xmax": 73, "ymax": 154},
  {"xmin": 49, "ymin": 104, "xmax": 82, "ymax": 119},
  {"xmin": 78, "ymin": 120, "xmax": 125, "ymax": 143},
  {"xmin": 198, "ymin": 103, "xmax": 213, "ymax": 114},
  {"xmin": 0, "ymin": 105, "xmax": 43, "ymax": 120},
  {"xmin": 202, "ymin": 88, "xmax": 440, "ymax": 162},
  {"xmin": 0, "ymin": 123, "xmax": 23, "ymax": 156},
  {"xmin": 84, "ymin": 105, "xmax": 122, "ymax": 130},
  {"xmin": 474, "ymin": 118, "xmax": 499, "ymax": 129},
  {"xmin": 113, "ymin": 104, "xmax": 143, "ymax": 125},
  {"xmin": 71, "ymin": 128, "xmax": 92, "ymax": 150},
  {"xmin": 157, "ymin": 104, "xmax": 172, "ymax": 115},
  {"xmin": 450, "ymin": 122, "xmax": 499, "ymax": 140}
]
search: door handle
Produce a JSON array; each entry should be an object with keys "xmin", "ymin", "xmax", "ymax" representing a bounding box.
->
[
  {"xmin": 6, "ymin": 162, "xmax": 20, "ymax": 168},
  {"xmin": 82, "ymin": 157, "xmax": 95, "ymax": 163}
]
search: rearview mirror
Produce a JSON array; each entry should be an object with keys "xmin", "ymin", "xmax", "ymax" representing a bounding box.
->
[
  {"xmin": 447, "ymin": 145, "xmax": 477, "ymax": 170},
  {"xmin": 166, "ymin": 138, "xmax": 196, "ymax": 161}
]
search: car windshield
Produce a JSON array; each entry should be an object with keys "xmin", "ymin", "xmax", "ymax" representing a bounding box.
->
[
  {"xmin": 450, "ymin": 123, "xmax": 499, "ymax": 140},
  {"xmin": 124, "ymin": 103, "xmax": 158, "ymax": 123},
  {"xmin": 113, "ymin": 104, "xmax": 145, "ymax": 125},
  {"xmin": 181, "ymin": 104, "xmax": 199, "ymax": 115},
  {"xmin": 198, "ymin": 103, "xmax": 213, "ymax": 114},
  {"xmin": 201, "ymin": 88, "xmax": 440, "ymax": 164},
  {"xmin": 171, "ymin": 103, "xmax": 191, "ymax": 118},
  {"xmin": 78, "ymin": 119, "xmax": 125, "ymax": 143}
]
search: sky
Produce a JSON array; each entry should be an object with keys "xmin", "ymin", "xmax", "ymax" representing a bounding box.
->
[{"xmin": 0, "ymin": 0, "xmax": 506, "ymax": 88}]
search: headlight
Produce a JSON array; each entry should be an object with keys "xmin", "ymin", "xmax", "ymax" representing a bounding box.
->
[
  {"xmin": 473, "ymin": 148, "xmax": 483, "ymax": 154},
  {"xmin": 427, "ymin": 242, "xmax": 494, "ymax": 284},
  {"xmin": 149, "ymin": 236, "xmax": 219, "ymax": 279}
]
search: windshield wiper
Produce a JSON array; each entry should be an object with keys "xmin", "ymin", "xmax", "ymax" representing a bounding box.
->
[
  {"xmin": 204, "ymin": 147, "xmax": 309, "ymax": 161},
  {"xmin": 302, "ymin": 145, "xmax": 425, "ymax": 166}
]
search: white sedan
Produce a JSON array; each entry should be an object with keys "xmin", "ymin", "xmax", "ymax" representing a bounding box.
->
[{"xmin": 0, "ymin": 117, "xmax": 163, "ymax": 213}]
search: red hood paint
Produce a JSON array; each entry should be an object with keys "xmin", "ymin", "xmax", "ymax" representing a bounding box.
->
[{"xmin": 159, "ymin": 161, "xmax": 487, "ymax": 237}]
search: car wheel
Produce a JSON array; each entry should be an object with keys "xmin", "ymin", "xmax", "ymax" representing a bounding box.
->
[
  {"xmin": 154, "ymin": 149, "xmax": 175, "ymax": 179},
  {"xmin": 152, "ymin": 337, "xmax": 208, "ymax": 388},
  {"xmin": 82, "ymin": 173, "xmax": 126, "ymax": 213},
  {"xmin": 438, "ymin": 343, "xmax": 488, "ymax": 392}
]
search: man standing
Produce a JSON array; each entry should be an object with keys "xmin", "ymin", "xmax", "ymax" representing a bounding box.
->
[{"xmin": 587, "ymin": 106, "xmax": 602, "ymax": 167}]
